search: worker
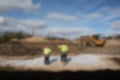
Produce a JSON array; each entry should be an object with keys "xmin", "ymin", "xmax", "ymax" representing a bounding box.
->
[
  {"xmin": 58, "ymin": 44, "xmax": 69, "ymax": 63},
  {"xmin": 43, "ymin": 45, "xmax": 52, "ymax": 65}
]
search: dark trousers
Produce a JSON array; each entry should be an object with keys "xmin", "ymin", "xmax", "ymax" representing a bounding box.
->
[
  {"xmin": 44, "ymin": 55, "xmax": 50, "ymax": 65},
  {"xmin": 61, "ymin": 53, "xmax": 67, "ymax": 62}
]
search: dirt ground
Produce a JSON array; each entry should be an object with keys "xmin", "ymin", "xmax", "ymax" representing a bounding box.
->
[
  {"xmin": 0, "ymin": 54, "xmax": 120, "ymax": 71},
  {"xmin": 0, "ymin": 39, "xmax": 120, "ymax": 71},
  {"xmin": 0, "ymin": 39, "xmax": 119, "ymax": 56}
]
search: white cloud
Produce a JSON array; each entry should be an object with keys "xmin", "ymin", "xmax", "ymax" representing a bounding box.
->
[
  {"xmin": 0, "ymin": 16, "xmax": 47, "ymax": 33},
  {"xmin": 105, "ymin": 20, "xmax": 120, "ymax": 36},
  {"xmin": 86, "ymin": 13, "xmax": 103, "ymax": 19},
  {"xmin": 0, "ymin": 16, "xmax": 97, "ymax": 39},
  {"xmin": 0, "ymin": 0, "xmax": 41, "ymax": 12},
  {"xmin": 74, "ymin": 12, "xmax": 103, "ymax": 25},
  {"xmin": 48, "ymin": 27, "xmax": 94, "ymax": 34},
  {"xmin": 92, "ymin": 7, "xmax": 120, "ymax": 24},
  {"xmin": 76, "ymin": 6, "xmax": 120, "ymax": 25},
  {"xmin": 0, "ymin": 16, "xmax": 17, "ymax": 27},
  {"xmin": 100, "ymin": 7, "xmax": 120, "ymax": 16},
  {"xmin": 19, "ymin": 19, "xmax": 47, "ymax": 28},
  {"xmin": 44, "ymin": 27, "xmax": 96, "ymax": 39},
  {"xmin": 0, "ymin": 16, "xmax": 5, "ymax": 24},
  {"xmin": 83, "ymin": 0, "xmax": 105, "ymax": 12},
  {"xmin": 47, "ymin": 12, "xmax": 78, "ymax": 22},
  {"xmin": 105, "ymin": 29, "xmax": 120, "ymax": 36},
  {"xmin": 111, "ymin": 20, "xmax": 120, "ymax": 29}
]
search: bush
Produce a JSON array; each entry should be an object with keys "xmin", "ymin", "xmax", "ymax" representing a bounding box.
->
[{"xmin": 0, "ymin": 31, "xmax": 32, "ymax": 43}]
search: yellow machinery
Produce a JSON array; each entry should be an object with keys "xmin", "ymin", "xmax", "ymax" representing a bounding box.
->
[{"xmin": 80, "ymin": 36, "xmax": 106, "ymax": 47}]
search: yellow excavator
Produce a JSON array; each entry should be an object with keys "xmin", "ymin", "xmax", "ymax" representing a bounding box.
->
[{"xmin": 79, "ymin": 35, "xmax": 106, "ymax": 47}]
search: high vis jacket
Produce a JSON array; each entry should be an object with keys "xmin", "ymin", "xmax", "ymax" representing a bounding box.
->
[
  {"xmin": 43, "ymin": 48, "xmax": 52, "ymax": 55},
  {"xmin": 58, "ymin": 45, "xmax": 68, "ymax": 53}
]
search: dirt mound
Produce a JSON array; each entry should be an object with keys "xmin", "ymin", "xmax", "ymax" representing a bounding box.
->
[
  {"xmin": 105, "ymin": 39, "xmax": 120, "ymax": 47},
  {"xmin": 0, "ymin": 43, "xmax": 42, "ymax": 56},
  {"xmin": 0, "ymin": 42, "xmax": 81, "ymax": 56},
  {"xmin": 20, "ymin": 37, "xmax": 70, "ymax": 43},
  {"xmin": 0, "ymin": 39, "xmax": 120, "ymax": 56},
  {"xmin": 21, "ymin": 37, "xmax": 48, "ymax": 43}
]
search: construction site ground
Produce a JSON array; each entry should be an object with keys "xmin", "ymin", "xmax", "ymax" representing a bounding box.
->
[
  {"xmin": 0, "ymin": 39, "xmax": 120, "ymax": 80},
  {"xmin": 0, "ymin": 39, "xmax": 119, "ymax": 71}
]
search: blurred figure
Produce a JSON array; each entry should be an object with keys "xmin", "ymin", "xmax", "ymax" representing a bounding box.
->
[
  {"xmin": 58, "ymin": 43, "xmax": 69, "ymax": 63},
  {"xmin": 43, "ymin": 45, "xmax": 52, "ymax": 65}
]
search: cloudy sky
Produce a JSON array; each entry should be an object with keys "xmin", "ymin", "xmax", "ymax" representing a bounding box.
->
[{"xmin": 0, "ymin": 0, "xmax": 120, "ymax": 39}]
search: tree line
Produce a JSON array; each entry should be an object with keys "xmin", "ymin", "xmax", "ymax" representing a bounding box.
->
[{"xmin": 0, "ymin": 31, "xmax": 32, "ymax": 43}]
